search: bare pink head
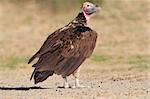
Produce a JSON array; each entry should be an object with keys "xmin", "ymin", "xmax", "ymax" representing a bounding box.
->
[{"xmin": 81, "ymin": 2, "xmax": 101, "ymax": 21}]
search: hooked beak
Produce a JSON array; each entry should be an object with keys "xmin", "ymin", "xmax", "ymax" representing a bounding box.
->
[
  {"xmin": 84, "ymin": 4, "xmax": 102, "ymax": 15},
  {"xmin": 88, "ymin": 5, "xmax": 101, "ymax": 15}
]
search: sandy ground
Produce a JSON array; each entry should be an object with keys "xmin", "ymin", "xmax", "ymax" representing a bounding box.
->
[{"xmin": 0, "ymin": 64, "xmax": 149, "ymax": 99}]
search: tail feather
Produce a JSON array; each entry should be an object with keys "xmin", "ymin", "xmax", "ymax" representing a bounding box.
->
[
  {"xmin": 30, "ymin": 69, "xmax": 36, "ymax": 80},
  {"xmin": 28, "ymin": 52, "xmax": 41, "ymax": 64},
  {"xmin": 33, "ymin": 70, "xmax": 54, "ymax": 84},
  {"xmin": 28, "ymin": 55, "xmax": 36, "ymax": 64}
]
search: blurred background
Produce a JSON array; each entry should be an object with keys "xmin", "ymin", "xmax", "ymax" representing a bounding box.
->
[{"xmin": 0, "ymin": 0, "xmax": 149, "ymax": 70}]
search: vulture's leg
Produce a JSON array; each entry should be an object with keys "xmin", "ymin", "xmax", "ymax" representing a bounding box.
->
[
  {"xmin": 72, "ymin": 68, "xmax": 86, "ymax": 88},
  {"xmin": 62, "ymin": 76, "xmax": 70, "ymax": 88}
]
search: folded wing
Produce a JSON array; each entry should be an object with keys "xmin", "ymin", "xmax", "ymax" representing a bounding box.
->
[{"xmin": 29, "ymin": 26, "xmax": 97, "ymax": 80}]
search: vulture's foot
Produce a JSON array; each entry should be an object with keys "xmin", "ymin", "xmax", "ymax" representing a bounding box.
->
[
  {"xmin": 58, "ymin": 84, "xmax": 71, "ymax": 89},
  {"xmin": 59, "ymin": 76, "xmax": 70, "ymax": 88},
  {"xmin": 71, "ymin": 85, "xmax": 90, "ymax": 88},
  {"xmin": 72, "ymin": 77, "xmax": 90, "ymax": 88},
  {"xmin": 63, "ymin": 83, "xmax": 70, "ymax": 88}
]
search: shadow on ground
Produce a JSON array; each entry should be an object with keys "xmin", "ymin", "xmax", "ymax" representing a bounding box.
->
[{"xmin": 0, "ymin": 86, "xmax": 50, "ymax": 91}]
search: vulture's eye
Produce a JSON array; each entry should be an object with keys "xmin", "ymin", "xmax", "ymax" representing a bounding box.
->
[{"xmin": 87, "ymin": 5, "xmax": 90, "ymax": 7}]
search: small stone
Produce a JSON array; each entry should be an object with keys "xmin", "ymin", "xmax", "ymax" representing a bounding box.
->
[{"xmin": 147, "ymin": 90, "xmax": 149, "ymax": 93}]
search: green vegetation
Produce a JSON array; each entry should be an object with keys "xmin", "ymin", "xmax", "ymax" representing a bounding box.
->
[
  {"xmin": 90, "ymin": 54, "xmax": 150, "ymax": 69},
  {"xmin": 0, "ymin": 56, "xmax": 28, "ymax": 69},
  {"xmin": 91, "ymin": 54, "xmax": 112, "ymax": 62},
  {"xmin": 128, "ymin": 55, "xmax": 148, "ymax": 64},
  {"xmin": 0, "ymin": 54, "xmax": 149, "ymax": 69},
  {"xmin": 128, "ymin": 55, "xmax": 150, "ymax": 69}
]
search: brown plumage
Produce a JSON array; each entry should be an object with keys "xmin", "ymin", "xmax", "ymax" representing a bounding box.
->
[{"xmin": 28, "ymin": 2, "xmax": 100, "ymax": 86}]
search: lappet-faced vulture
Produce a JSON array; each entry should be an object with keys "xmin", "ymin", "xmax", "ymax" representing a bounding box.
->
[{"xmin": 28, "ymin": 2, "xmax": 101, "ymax": 88}]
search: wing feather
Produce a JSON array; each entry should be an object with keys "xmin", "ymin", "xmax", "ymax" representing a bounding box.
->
[
  {"xmin": 30, "ymin": 26, "xmax": 97, "ymax": 77},
  {"xmin": 28, "ymin": 29, "xmax": 63, "ymax": 64}
]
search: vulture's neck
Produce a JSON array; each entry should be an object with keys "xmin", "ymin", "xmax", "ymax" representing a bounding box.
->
[{"xmin": 71, "ymin": 12, "xmax": 87, "ymax": 27}]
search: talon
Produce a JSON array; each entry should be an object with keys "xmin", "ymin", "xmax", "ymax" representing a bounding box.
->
[
  {"xmin": 64, "ymin": 83, "xmax": 70, "ymax": 88},
  {"xmin": 58, "ymin": 84, "xmax": 71, "ymax": 89}
]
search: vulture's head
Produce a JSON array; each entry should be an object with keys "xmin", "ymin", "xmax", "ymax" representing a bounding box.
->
[{"xmin": 81, "ymin": 2, "xmax": 101, "ymax": 21}]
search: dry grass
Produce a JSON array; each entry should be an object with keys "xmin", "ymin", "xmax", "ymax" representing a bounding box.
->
[{"xmin": 0, "ymin": 0, "xmax": 149, "ymax": 70}]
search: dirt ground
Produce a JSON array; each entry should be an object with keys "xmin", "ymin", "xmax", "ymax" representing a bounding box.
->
[{"xmin": 0, "ymin": 64, "xmax": 149, "ymax": 99}]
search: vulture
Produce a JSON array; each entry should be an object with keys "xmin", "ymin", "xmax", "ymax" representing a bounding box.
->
[{"xmin": 28, "ymin": 2, "xmax": 101, "ymax": 88}]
